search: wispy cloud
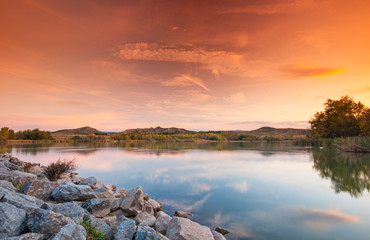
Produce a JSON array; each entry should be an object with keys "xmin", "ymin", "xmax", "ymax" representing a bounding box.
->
[
  {"xmin": 117, "ymin": 42, "xmax": 246, "ymax": 76},
  {"xmin": 226, "ymin": 180, "xmax": 249, "ymax": 193},
  {"xmin": 291, "ymin": 206, "xmax": 360, "ymax": 231},
  {"xmin": 163, "ymin": 74, "xmax": 210, "ymax": 91},
  {"xmin": 282, "ymin": 65, "xmax": 344, "ymax": 79},
  {"xmin": 224, "ymin": 93, "xmax": 247, "ymax": 103},
  {"xmin": 216, "ymin": 0, "xmax": 332, "ymax": 15},
  {"xmin": 161, "ymin": 194, "xmax": 211, "ymax": 212}
]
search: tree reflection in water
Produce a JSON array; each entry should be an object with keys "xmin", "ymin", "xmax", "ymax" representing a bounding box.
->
[{"xmin": 312, "ymin": 148, "xmax": 370, "ymax": 197}]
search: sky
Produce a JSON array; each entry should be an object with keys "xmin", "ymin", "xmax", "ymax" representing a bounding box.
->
[{"xmin": 0, "ymin": 0, "xmax": 369, "ymax": 131}]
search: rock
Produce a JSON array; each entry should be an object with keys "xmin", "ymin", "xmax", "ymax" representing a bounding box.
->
[
  {"xmin": 0, "ymin": 202, "xmax": 26, "ymax": 238},
  {"xmin": 120, "ymin": 186, "xmax": 145, "ymax": 217},
  {"xmin": 134, "ymin": 223, "xmax": 163, "ymax": 240},
  {"xmin": 27, "ymin": 209, "xmax": 73, "ymax": 239},
  {"xmin": 148, "ymin": 199, "xmax": 162, "ymax": 212},
  {"xmin": 84, "ymin": 214, "xmax": 114, "ymax": 240},
  {"xmin": 51, "ymin": 181, "xmax": 96, "ymax": 202},
  {"xmin": 134, "ymin": 212, "xmax": 156, "ymax": 227},
  {"xmin": 0, "ymin": 169, "xmax": 37, "ymax": 186},
  {"xmin": 22, "ymin": 179, "xmax": 59, "ymax": 201},
  {"xmin": 143, "ymin": 201, "xmax": 154, "ymax": 216},
  {"xmin": 0, "ymin": 180, "xmax": 16, "ymax": 191},
  {"xmin": 174, "ymin": 211, "xmax": 193, "ymax": 218},
  {"xmin": 166, "ymin": 217, "xmax": 214, "ymax": 240},
  {"xmin": 110, "ymin": 198, "xmax": 122, "ymax": 212},
  {"xmin": 52, "ymin": 202, "xmax": 88, "ymax": 224},
  {"xmin": 35, "ymin": 173, "xmax": 48, "ymax": 180},
  {"xmin": 111, "ymin": 209, "xmax": 126, "ymax": 218},
  {"xmin": 94, "ymin": 181, "xmax": 105, "ymax": 190},
  {"xmin": 51, "ymin": 223, "xmax": 87, "ymax": 240},
  {"xmin": 212, "ymin": 230, "xmax": 226, "ymax": 240},
  {"xmin": 2, "ymin": 233, "xmax": 44, "ymax": 240},
  {"xmin": 155, "ymin": 211, "xmax": 172, "ymax": 235},
  {"xmin": 157, "ymin": 233, "xmax": 169, "ymax": 240},
  {"xmin": 2, "ymin": 190, "xmax": 44, "ymax": 211},
  {"xmin": 110, "ymin": 215, "xmax": 129, "ymax": 231},
  {"xmin": 114, "ymin": 188, "xmax": 128, "ymax": 198},
  {"xmin": 102, "ymin": 216, "xmax": 117, "ymax": 227},
  {"xmin": 95, "ymin": 187, "xmax": 115, "ymax": 199},
  {"xmin": 215, "ymin": 226, "xmax": 230, "ymax": 235},
  {"xmin": 114, "ymin": 219, "xmax": 136, "ymax": 240},
  {"xmin": 104, "ymin": 184, "xmax": 116, "ymax": 192},
  {"xmin": 82, "ymin": 198, "xmax": 111, "ymax": 218},
  {"xmin": 80, "ymin": 176, "xmax": 97, "ymax": 188},
  {"xmin": 0, "ymin": 186, "xmax": 9, "ymax": 198},
  {"xmin": 71, "ymin": 175, "xmax": 84, "ymax": 184}
]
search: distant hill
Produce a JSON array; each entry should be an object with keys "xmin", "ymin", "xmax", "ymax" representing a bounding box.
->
[
  {"xmin": 247, "ymin": 126, "xmax": 310, "ymax": 136},
  {"xmin": 123, "ymin": 126, "xmax": 192, "ymax": 134},
  {"xmin": 53, "ymin": 126, "xmax": 103, "ymax": 135}
]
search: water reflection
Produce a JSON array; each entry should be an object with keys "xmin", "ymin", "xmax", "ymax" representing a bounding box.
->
[{"xmin": 312, "ymin": 148, "xmax": 370, "ymax": 197}]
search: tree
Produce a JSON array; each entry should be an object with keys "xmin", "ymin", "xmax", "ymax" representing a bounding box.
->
[{"xmin": 309, "ymin": 96, "xmax": 369, "ymax": 138}]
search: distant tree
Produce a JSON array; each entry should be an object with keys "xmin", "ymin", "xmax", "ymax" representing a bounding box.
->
[
  {"xmin": 309, "ymin": 96, "xmax": 369, "ymax": 138},
  {"xmin": 0, "ymin": 127, "xmax": 15, "ymax": 139}
]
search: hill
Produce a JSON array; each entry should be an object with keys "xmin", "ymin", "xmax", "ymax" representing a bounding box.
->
[
  {"xmin": 53, "ymin": 126, "xmax": 103, "ymax": 135},
  {"xmin": 123, "ymin": 126, "xmax": 192, "ymax": 135},
  {"xmin": 247, "ymin": 126, "xmax": 310, "ymax": 136}
]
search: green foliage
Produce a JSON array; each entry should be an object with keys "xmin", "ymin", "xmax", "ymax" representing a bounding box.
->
[
  {"xmin": 44, "ymin": 158, "xmax": 77, "ymax": 181},
  {"xmin": 0, "ymin": 127, "xmax": 15, "ymax": 140},
  {"xmin": 15, "ymin": 128, "xmax": 54, "ymax": 140},
  {"xmin": 81, "ymin": 217, "xmax": 108, "ymax": 240},
  {"xmin": 309, "ymin": 96, "xmax": 369, "ymax": 138},
  {"xmin": 333, "ymin": 136, "xmax": 370, "ymax": 153}
]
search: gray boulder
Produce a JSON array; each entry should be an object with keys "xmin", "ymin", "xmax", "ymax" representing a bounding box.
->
[
  {"xmin": 174, "ymin": 211, "xmax": 193, "ymax": 218},
  {"xmin": 110, "ymin": 198, "xmax": 122, "ymax": 212},
  {"xmin": 0, "ymin": 202, "xmax": 26, "ymax": 238},
  {"xmin": 120, "ymin": 186, "xmax": 145, "ymax": 217},
  {"xmin": 0, "ymin": 180, "xmax": 16, "ymax": 192},
  {"xmin": 155, "ymin": 211, "xmax": 172, "ymax": 234},
  {"xmin": 114, "ymin": 188, "xmax": 128, "ymax": 198},
  {"xmin": 2, "ymin": 233, "xmax": 44, "ymax": 240},
  {"xmin": 2, "ymin": 190, "xmax": 44, "ymax": 211},
  {"xmin": 51, "ymin": 181, "xmax": 96, "ymax": 202},
  {"xmin": 27, "ymin": 209, "xmax": 73, "ymax": 239},
  {"xmin": 22, "ymin": 179, "xmax": 59, "ymax": 201},
  {"xmin": 166, "ymin": 217, "xmax": 214, "ymax": 240},
  {"xmin": 111, "ymin": 215, "xmax": 129, "ymax": 231},
  {"xmin": 51, "ymin": 223, "xmax": 87, "ymax": 240},
  {"xmin": 143, "ymin": 201, "xmax": 154, "ymax": 216},
  {"xmin": 95, "ymin": 187, "xmax": 114, "ymax": 199},
  {"xmin": 134, "ymin": 212, "xmax": 156, "ymax": 227},
  {"xmin": 102, "ymin": 216, "xmax": 117, "ymax": 227},
  {"xmin": 114, "ymin": 219, "xmax": 136, "ymax": 240},
  {"xmin": 0, "ymin": 169, "xmax": 37, "ymax": 186},
  {"xmin": 52, "ymin": 201, "xmax": 88, "ymax": 224},
  {"xmin": 79, "ymin": 176, "xmax": 97, "ymax": 187},
  {"xmin": 82, "ymin": 198, "xmax": 111, "ymax": 218},
  {"xmin": 134, "ymin": 223, "xmax": 163, "ymax": 240},
  {"xmin": 84, "ymin": 214, "xmax": 114, "ymax": 240},
  {"xmin": 148, "ymin": 199, "xmax": 162, "ymax": 212},
  {"xmin": 212, "ymin": 230, "xmax": 226, "ymax": 240}
]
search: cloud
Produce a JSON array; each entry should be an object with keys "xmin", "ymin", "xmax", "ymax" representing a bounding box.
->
[
  {"xmin": 189, "ymin": 182, "xmax": 212, "ymax": 195},
  {"xmin": 117, "ymin": 42, "xmax": 246, "ymax": 76},
  {"xmin": 282, "ymin": 65, "xmax": 344, "ymax": 79},
  {"xmin": 224, "ymin": 93, "xmax": 247, "ymax": 103},
  {"xmin": 291, "ymin": 206, "xmax": 360, "ymax": 231},
  {"xmin": 161, "ymin": 194, "xmax": 211, "ymax": 212},
  {"xmin": 163, "ymin": 74, "xmax": 210, "ymax": 91},
  {"xmin": 56, "ymin": 100, "xmax": 91, "ymax": 105},
  {"xmin": 226, "ymin": 180, "xmax": 249, "ymax": 193},
  {"xmin": 216, "ymin": 0, "xmax": 332, "ymax": 15},
  {"xmin": 186, "ymin": 90, "xmax": 213, "ymax": 102}
]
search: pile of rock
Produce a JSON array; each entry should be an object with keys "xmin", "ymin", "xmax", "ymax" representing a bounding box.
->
[{"xmin": 0, "ymin": 154, "xmax": 229, "ymax": 240}]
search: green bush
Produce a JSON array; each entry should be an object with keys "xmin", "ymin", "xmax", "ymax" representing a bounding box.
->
[{"xmin": 81, "ymin": 217, "xmax": 108, "ymax": 240}]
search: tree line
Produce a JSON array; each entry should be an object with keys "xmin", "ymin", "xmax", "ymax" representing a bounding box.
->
[{"xmin": 0, "ymin": 127, "xmax": 54, "ymax": 140}]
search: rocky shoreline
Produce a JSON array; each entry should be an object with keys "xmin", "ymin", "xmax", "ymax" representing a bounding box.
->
[{"xmin": 0, "ymin": 154, "xmax": 228, "ymax": 240}]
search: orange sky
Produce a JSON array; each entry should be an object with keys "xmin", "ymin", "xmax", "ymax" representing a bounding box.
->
[{"xmin": 1, "ymin": 0, "xmax": 369, "ymax": 131}]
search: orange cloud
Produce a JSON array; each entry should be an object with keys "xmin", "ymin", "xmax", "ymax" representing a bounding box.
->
[
  {"xmin": 117, "ymin": 42, "xmax": 246, "ymax": 76},
  {"xmin": 224, "ymin": 93, "xmax": 247, "ymax": 103},
  {"xmin": 162, "ymin": 74, "xmax": 210, "ymax": 91},
  {"xmin": 56, "ymin": 100, "xmax": 91, "ymax": 105},
  {"xmin": 282, "ymin": 65, "xmax": 344, "ymax": 79}
]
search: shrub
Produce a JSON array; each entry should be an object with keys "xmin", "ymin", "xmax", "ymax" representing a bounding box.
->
[
  {"xmin": 44, "ymin": 158, "xmax": 77, "ymax": 181},
  {"xmin": 81, "ymin": 217, "xmax": 108, "ymax": 240}
]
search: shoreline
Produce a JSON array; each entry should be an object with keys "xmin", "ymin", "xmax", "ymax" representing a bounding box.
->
[{"xmin": 0, "ymin": 153, "xmax": 229, "ymax": 240}]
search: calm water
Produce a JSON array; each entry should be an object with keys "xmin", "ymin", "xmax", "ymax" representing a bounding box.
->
[{"xmin": 2, "ymin": 142, "xmax": 370, "ymax": 240}]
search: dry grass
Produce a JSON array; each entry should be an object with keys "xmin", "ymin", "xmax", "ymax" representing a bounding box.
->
[{"xmin": 44, "ymin": 158, "xmax": 77, "ymax": 181}]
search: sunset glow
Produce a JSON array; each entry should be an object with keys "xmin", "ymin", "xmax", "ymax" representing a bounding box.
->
[{"xmin": 1, "ymin": 0, "xmax": 369, "ymax": 131}]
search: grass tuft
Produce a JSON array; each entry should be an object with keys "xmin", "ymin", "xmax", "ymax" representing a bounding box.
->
[
  {"xmin": 81, "ymin": 217, "xmax": 108, "ymax": 240},
  {"xmin": 44, "ymin": 158, "xmax": 77, "ymax": 181}
]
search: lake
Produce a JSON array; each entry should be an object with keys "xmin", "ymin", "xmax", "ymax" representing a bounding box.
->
[{"xmin": 1, "ymin": 141, "xmax": 370, "ymax": 240}]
